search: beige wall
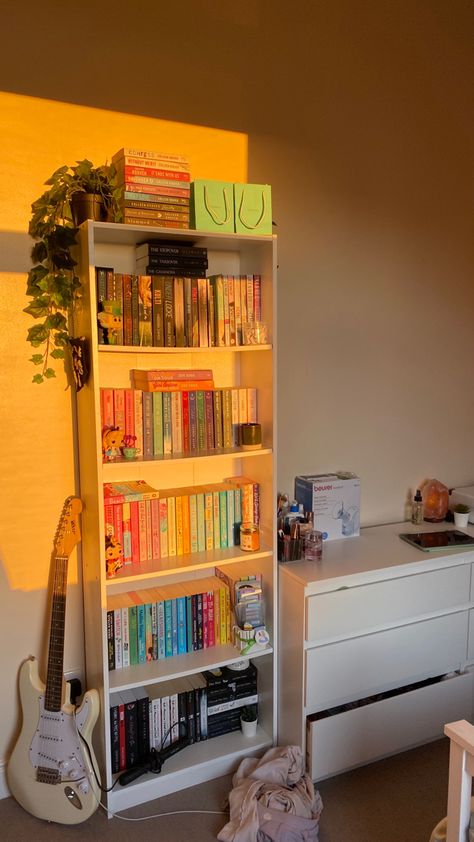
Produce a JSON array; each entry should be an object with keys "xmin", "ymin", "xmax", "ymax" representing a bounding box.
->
[{"xmin": 1, "ymin": 0, "xmax": 474, "ymax": 793}]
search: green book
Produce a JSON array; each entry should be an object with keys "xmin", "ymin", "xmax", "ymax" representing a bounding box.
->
[
  {"xmin": 152, "ymin": 391, "xmax": 164, "ymax": 456},
  {"xmin": 219, "ymin": 490, "xmax": 228, "ymax": 549},
  {"xmin": 196, "ymin": 390, "xmax": 206, "ymax": 452}
]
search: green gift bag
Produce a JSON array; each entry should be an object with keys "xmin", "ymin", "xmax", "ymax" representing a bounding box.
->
[
  {"xmin": 190, "ymin": 179, "xmax": 235, "ymax": 233},
  {"xmin": 234, "ymin": 183, "xmax": 272, "ymax": 235}
]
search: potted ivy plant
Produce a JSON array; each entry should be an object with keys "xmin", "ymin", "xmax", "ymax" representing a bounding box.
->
[
  {"xmin": 25, "ymin": 159, "xmax": 121, "ymax": 385},
  {"xmin": 453, "ymin": 503, "xmax": 471, "ymax": 529},
  {"xmin": 240, "ymin": 704, "xmax": 258, "ymax": 737}
]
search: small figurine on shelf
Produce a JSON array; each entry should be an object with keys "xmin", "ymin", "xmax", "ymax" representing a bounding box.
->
[
  {"xmin": 105, "ymin": 535, "xmax": 123, "ymax": 576},
  {"xmin": 102, "ymin": 426, "xmax": 124, "ymax": 461},
  {"xmin": 121, "ymin": 434, "xmax": 139, "ymax": 460}
]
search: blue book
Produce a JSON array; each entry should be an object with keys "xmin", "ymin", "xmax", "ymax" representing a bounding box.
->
[
  {"xmin": 164, "ymin": 599, "xmax": 173, "ymax": 657},
  {"xmin": 177, "ymin": 596, "xmax": 187, "ymax": 654},
  {"xmin": 157, "ymin": 598, "xmax": 166, "ymax": 660},
  {"xmin": 186, "ymin": 596, "xmax": 193, "ymax": 653},
  {"xmin": 137, "ymin": 604, "xmax": 146, "ymax": 663},
  {"xmin": 171, "ymin": 598, "xmax": 178, "ymax": 655}
]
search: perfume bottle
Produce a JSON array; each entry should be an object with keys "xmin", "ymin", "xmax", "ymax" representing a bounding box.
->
[{"xmin": 411, "ymin": 489, "xmax": 424, "ymax": 525}]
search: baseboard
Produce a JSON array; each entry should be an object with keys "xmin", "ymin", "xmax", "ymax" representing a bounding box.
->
[{"xmin": 0, "ymin": 761, "xmax": 10, "ymax": 799}]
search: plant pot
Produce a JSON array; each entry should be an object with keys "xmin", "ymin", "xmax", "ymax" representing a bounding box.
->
[
  {"xmin": 240, "ymin": 717, "xmax": 258, "ymax": 737},
  {"xmin": 71, "ymin": 193, "xmax": 106, "ymax": 225},
  {"xmin": 454, "ymin": 511, "xmax": 470, "ymax": 528}
]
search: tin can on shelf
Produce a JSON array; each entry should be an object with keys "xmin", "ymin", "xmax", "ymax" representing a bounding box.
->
[{"xmin": 240, "ymin": 523, "xmax": 260, "ymax": 552}]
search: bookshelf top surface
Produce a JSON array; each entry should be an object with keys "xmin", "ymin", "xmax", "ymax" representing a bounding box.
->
[{"xmin": 83, "ymin": 220, "xmax": 276, "ymax": 251}]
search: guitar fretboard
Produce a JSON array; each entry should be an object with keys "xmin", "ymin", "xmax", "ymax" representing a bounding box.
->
[{"xmin": 44, "ymin": 555, "xmax": 68, "ymax": 712}]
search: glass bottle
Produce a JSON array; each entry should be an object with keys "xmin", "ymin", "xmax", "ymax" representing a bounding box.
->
[{"xmin": 411, "ymin": 490, "xmax": 424, "ymax": 525}]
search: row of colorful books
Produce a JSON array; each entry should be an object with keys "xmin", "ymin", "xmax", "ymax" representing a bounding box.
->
[
  {"xmin": 106, "ymin": 574, "xmax": 232, "ymax": 671},
  {"xmin": 100, "ymin": 383, "xmax": 258, "ymax": 459},
  {"xmin": 103, "ymin": 478, "xmax": 260, "ymax": 568},
  {"xmin": 95, "ymin": 267, "xmax": 263, "ymax": 348},
  {"xmin": 112, "ymin": 147, "xmax": 191, "ymax": 229},
  {"xmin": 109, "ymin": 662, "xmax": 258, "ymax": 772}
]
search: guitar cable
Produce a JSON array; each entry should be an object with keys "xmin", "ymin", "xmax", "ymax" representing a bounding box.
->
[{"xmin": 74, "ymin": 714, "xmax": 228, "ymax": 823}]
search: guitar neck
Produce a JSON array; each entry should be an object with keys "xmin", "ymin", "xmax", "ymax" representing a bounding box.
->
[{"xmin": 45, "ymin": 554, "xmax": 68, "ymax": 711}]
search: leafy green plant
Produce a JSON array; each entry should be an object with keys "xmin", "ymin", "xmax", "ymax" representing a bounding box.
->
[
  {"xmin": 240, "ymin": 704, "xmax": 258, "ymax": 722},
  {"xmin": 453, "ymin": 503, "xmax": 471, "ymax": 514},
  {"xmin": 25, "ymin": 159, "xmax": 121, "ymax": 384}
]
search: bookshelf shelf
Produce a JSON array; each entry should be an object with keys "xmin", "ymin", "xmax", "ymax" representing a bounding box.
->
[
  {"xmin": 108, "ymin": 725, "xmax": 273, "ymax": 812},
  {"xmin": 102, "ymin": 447, "xmax": 273, "ymax": 477},
  {"xmin": 109, "ymin": 645, "xmax": 273, "ymax": 693},
  {"xmin": 75, "ymin": 220, "xmax": 276, "ymax": 812},
  {"xmin": 106, "ymin": 546, "xmax": 273, "ymax": 587},
  {"xmin": 99, "ymin": 344, "xmax": 273, "ymax": 354}
]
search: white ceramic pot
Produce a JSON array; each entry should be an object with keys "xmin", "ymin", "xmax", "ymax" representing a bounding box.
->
[
  {"xmin": 240, "ymin": 717, "xmax": 258, "ymax": 737},
  {"xmin": 454, "ymin": 511, "xmax": 470, "ymax": 528}
]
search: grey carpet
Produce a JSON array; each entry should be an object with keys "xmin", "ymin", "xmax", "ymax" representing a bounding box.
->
[{"xmin": 0, "ymin": 738, "xmax": 454, "ymax": 842}]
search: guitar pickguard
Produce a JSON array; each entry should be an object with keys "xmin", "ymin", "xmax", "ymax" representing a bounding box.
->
[{"xmin": 29, "ymin": 695, "xmax": 92, "ymax": 784}]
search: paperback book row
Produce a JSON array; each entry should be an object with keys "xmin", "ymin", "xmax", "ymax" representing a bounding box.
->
[
  {"xmin": 106, "ymin": 564, "xmax": 262, "ymax": 670},
  {"xmin": 112, "ymin": 147, "xmax": 191, "ymax": 229},
  {"xmin": 103, "ymin": 476, "xmax": 260, "ymax": 573},
  {"xmin": 95, "ymin": 266, "xmax": 262, "ymax": 348},
  {"xmin": 100, "ymin": 381, "xmax": 258, "ymax": 460},
  {"xmin": 109, "ymin": 661, "xmax": 258, "ymax": 773}
]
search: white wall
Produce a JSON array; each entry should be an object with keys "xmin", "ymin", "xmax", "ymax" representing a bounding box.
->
[{"xmin": 1, "ymin": 0, "xmax": 474, "ymax": 793}]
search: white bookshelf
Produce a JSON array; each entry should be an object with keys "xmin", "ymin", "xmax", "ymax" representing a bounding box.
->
[{"xmin": 75, "ymin": 221, "xmax": 277, "ymax": 813}]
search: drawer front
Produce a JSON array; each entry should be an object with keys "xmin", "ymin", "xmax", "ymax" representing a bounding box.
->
[
  {"xmin": 307, "ymin": 670, "xmax": 473, "ymax": 780},
  {"xmin": 469, "ymin": 609, "xmax": 474, "ymax": 661},
  {"xmin": 305, "ymin": 611, "xmax": 469, "ymax": 712},
  {"xmin": 306, "ymin": 563, "xmax": 470, "ymax": 643}
]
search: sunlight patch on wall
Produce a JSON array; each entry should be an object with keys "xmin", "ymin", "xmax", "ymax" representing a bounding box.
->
[{"xmin": 0, "ymin": 90, "xmax": 247, "ymax": 592}]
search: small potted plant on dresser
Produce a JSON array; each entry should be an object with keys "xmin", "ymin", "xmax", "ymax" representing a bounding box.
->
[
  {"xmin": 453, "ymin": 503, "xmax": 471, "ymax": 529},
  {"xmin": 240, "ymin": 704, "xmax": 258, "ymax": 737}
]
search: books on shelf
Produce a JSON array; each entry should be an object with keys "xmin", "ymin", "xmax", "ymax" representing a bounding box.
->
[
  {"xmin": 95, "ymin": 268, "xmax": 264, "ymax": 349},
  {"xmin": 103, "ymin": 476, "xmax": 260, "ymax": 575},
  {"xmin": 100, "ymin": 384, "xmax": 258, "ymax": 459},
  {"xmin": 106, "ymin": 574, "xmax": 232, "ymax": 670},
  {"xmin": 109, "ymin": 662, "xmax": 260, "ymax": 771}
]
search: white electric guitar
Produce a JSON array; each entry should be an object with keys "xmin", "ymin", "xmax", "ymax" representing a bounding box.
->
[{"xmin": 7, "ymin": 497, "xmax": 100, "ymax": 823}]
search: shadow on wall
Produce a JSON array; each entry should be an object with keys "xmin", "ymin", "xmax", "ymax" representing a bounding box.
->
[{"xmin": 0, "ymin": 231, "xmax": 31, "ymax": 273}]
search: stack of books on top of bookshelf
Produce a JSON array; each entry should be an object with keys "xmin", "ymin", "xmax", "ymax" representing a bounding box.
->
[
  {"xmin": 112, "ymin": 147, "xmax": 191, "ymax": 229},
  {"xmin": 135, "ymin": 240, "xmax": 208, "ymax": 278}
]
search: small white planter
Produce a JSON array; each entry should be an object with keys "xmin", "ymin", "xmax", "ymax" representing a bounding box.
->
[
  {"xmin": 454, "ymin": 511, "xmax": 470, "ymax": 528},
  {"xmin": 240, "ymin": 717, "xmax": 258, "ymax": 737}
]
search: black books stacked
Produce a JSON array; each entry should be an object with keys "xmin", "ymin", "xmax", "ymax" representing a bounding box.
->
[
  {"xmin": 112, "ymin": 147, "xmax": 191, "ymax": 229},
  {"xmin": 135, "ymin": 240, "xmax": 208, "ymax": 278},
  {"xmin": 202, "ymin": 661, "xmax": 258, "ymax": 739}
]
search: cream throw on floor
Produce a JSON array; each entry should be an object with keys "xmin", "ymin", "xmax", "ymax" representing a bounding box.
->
[{"xmin": 218, "ymin": 745, "xmax": 323, "ymax": 842}]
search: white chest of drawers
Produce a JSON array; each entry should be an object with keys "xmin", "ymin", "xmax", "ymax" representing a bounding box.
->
[{"xmin": 278, "ymin": 522, "xmax": 474, "ymax": 780}]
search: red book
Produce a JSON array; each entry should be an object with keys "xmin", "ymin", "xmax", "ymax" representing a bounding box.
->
[
  {"xmin": 130, "ymin": 501, "xmax": 140, "ymax": 564},
  {"xmin": 116, "ymin": 163, "xmax": 190, "ymax": 182}
]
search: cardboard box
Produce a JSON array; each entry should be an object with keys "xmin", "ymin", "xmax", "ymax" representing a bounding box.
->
[
  {"xmin": 234, "ymin": 183, "xmax": 272, "ymax": 235},
  {"xmin": 190, "ymin": 179, "xmax": 235, "ymax": 233},
  {"xmin": 294, "ymin": 472, "xmax": 361, "ymax": 541}
]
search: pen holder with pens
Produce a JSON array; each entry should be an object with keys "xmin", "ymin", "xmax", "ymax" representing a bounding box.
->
[{"xmin": 278, "ymin": 531, "xmax": 303, "ymax": 562}]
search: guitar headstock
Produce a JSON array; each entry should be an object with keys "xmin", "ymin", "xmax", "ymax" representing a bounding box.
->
[{"xmin": 54, "ymin": 497, "xmax": 83, "ymax": 558}]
